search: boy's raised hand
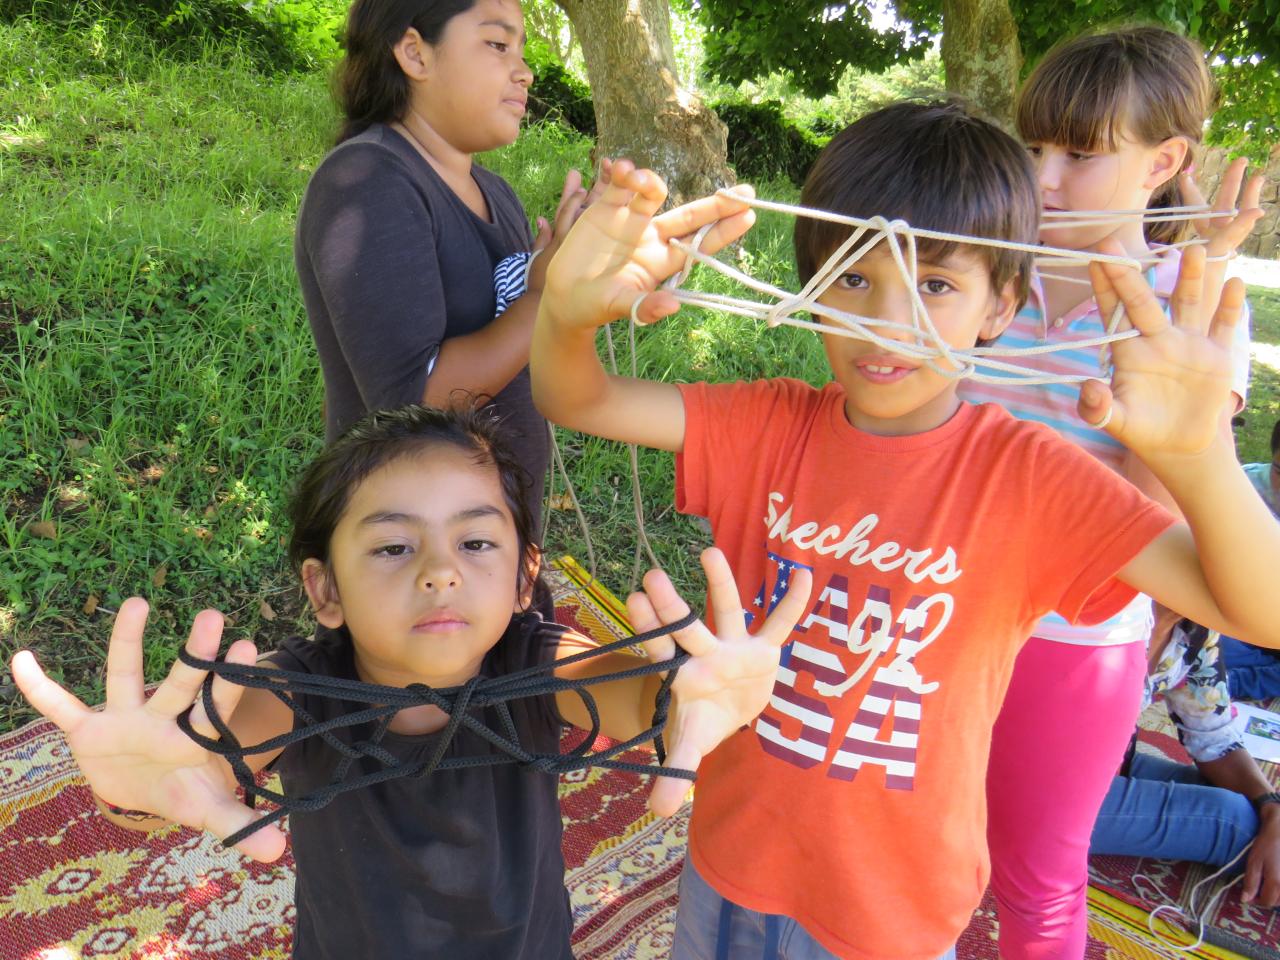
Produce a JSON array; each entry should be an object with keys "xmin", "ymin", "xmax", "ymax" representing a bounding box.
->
[
  {"xmin": 10, "ymin": 598, "xmax": 286, "ymax": 863},
  {"xmin": 541, "ymin": 159, "xmax": 756, "ymax": 330},
  {"xmin": 1081, "ymin": 243, "xmax": 1244, "ymax": 462},
  {"xmin": 626, "ymin": 547, "xmax": 812, "ymax": 816}
]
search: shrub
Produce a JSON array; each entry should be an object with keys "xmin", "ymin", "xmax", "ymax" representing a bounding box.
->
[
  {"xmin": 711, "ymin": 99, "xmax": 825, "ymax": 187},
  {"xmin": 1, "ymin": 0, "xmax": 343, "ymax": 71},
  {"xmin": 525, "ymin": 38, "xmax": 596, "ymax": 137}
]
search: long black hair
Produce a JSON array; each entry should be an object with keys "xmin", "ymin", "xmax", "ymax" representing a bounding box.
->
[{"xmin": 333, "ymin": 0, "xmax": 479, "ymax": 144}]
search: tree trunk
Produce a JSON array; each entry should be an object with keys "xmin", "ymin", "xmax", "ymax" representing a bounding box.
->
[
  {"xmin": 940, "ymin": 0, "xmax": 1021, "ymax": 130},
  {"xmin": 555, "ymin": 0, "xmax": 732, "ymax": 205}
]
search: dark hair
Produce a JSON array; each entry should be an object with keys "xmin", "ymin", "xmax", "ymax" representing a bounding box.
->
[
  {"xmin": 1017, "ymin": 26, "xmax": 1217, "ymax": 246},
  {"xmin": 333, "ymin": 0, "xmax": 478, "ymax": 144},
  {"xmin": 288, "ymin": 404, "xmax": 541, "ymax": 603},
  {"xmin": 794, "ymin": 100, "xmax": 1038, "ymax": 310},
  {"xmin": 1271, "ymin": 419, "xmax": 1280, "ymax": 456}
]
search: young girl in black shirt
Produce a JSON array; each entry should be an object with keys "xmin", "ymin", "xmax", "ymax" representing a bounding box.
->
[
  {"xmin": 296, "ymin": 0, "xmax": 595, "ymax": 519},
  {"xmin": 12, "ymin": 405, "xmax": 811, "ymax": 959}
]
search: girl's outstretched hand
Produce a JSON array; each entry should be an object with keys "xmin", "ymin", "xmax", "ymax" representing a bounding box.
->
[
  {"xmin": 541, "ymin": 159, "xmax": 756, "ymax": 330},
  {"xmin": 10, "ymin": 598, "xmax": 286, "ymax": 863},
  {"xmin": 1180, "ymin": 157, "xmax": 1265, "ymax": 260},
  {"xmin": 1179, "ymin": 157, "xmax": 1265, "ymax": 312},
  {"xmin": 1081, "ymin": 243, "xmax": 1243, "ymax": 463},
  {"xmin": 626, "ymin": 547, "xmax": 812, "ymax": 816}
]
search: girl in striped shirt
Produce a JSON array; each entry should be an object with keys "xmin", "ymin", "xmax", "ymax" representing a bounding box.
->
[{"xmin": 957, "ymin": 26, "xmax": 1264, "ymax": 960}]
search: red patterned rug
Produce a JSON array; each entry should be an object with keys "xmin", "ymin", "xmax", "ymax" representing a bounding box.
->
[
  {"xmin": 0, "ymin": 558, "xmax": 686, "ymax": 960},
  {"xmin": 1, "ymin": 559, "xmax": 1272, "ymax": 958}
]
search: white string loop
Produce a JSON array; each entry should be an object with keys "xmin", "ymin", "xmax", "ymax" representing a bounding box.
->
[{"xmin": 651, "ymin": 192, "xmax": 1232, "ymax": 389}]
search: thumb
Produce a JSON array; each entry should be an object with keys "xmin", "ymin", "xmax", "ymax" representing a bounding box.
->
[
  {"xmin": 204, "ymin": 798, "xmax": 288, "ymax": 863},
  {"xmin": 648, "ymin": 737, "xmax": 701, "ymax": 817},
  {"xmin": 628, "ymin": 290, "xmax": 681, "ymax": 327},
  {"xmin": 1242, "ymin": 850, "xmax": 1262, "ymax": 903},
  {"xmin": 533, "ymin": 217, "xmax": 551, "ymax": 252},
  {"xmin": 1077, "ymin": 378, "xmax": 1117, "ymax": 435}
]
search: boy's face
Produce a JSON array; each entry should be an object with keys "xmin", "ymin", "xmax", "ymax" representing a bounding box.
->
[
  {"xmin": 302, "ymin": 447, "xmax": 531, "ymax": 688},
  {"xmin": 815, "ymin": 243, "xmax": 1017, "ymax": 436}
]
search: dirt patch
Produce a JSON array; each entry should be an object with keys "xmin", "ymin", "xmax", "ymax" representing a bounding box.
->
[{"xmin": 0, "ymin": 299, "xmax": 38, "ymax": 353}]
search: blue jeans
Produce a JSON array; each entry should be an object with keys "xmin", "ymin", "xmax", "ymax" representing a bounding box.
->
[
  {"xmin": 1219, "ymin": 635, "xmax": 1280, "ymax": 702},
  {"xmin": 671, "ymin": 858, "xmax": 958, "ymax": 960},
  {"xmin": 1089, "ymin": 752, "xmax": 1258, "ymax": 865}
]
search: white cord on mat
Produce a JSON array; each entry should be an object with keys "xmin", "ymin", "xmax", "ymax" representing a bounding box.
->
[{"xmin": 1132, "ymin": 840, "xmax": 1254, "ymax": 952}]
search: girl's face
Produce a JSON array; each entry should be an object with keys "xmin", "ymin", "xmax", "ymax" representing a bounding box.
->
[
  {"xmin": 303, "ymin": 446, "xmax": 532, "ymax": 688},
  {"xmin": 1027, "ymin": 132, "xmax": 1183, "ymax": 251},
  {"xmin": 412, "ymin": 0, "xmax": 532, "ymax": 154}
]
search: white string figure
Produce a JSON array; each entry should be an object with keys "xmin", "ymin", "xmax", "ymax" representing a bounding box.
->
[
  {"xmin": 632, "ymin": 192, "xmax": 1235, "ymax": 390},
  {"xmin": 550, "ymin": 194, "xmax": 1236, "ymax": 589}
]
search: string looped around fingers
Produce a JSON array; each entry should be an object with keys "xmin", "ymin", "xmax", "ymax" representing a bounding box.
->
[
  {"xmin": 1088, "ymin": 404, "xmax": 1113, "ymax": 431},
  {"xmin": 176, "ymin": 611, "xmax": 697, "ymax": 849},
  {"xmin": 649, "ymin": 192, "xmax": 1234, "ymax": 388}
]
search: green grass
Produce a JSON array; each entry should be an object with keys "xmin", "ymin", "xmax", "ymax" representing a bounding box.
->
[
  {"xmin": 0, "ymin": 17, "xmax": 827, "ymax": 729},
  {"xmin": 1239, "ymin": 286, "xmax": 1280, "ymax": 463},
  {"xmin": 1, "ymin": 16, "xmax": 1277, "ymax": 731}
]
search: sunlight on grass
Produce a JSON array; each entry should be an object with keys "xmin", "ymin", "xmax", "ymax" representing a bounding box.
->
[
  {"xmin": 1, "ymin": 14, "xmax": 1278, "ymax": 731},
  {"xmin": 1254, "ymin": 342, "xmax": 1280, "ymax": 373}
]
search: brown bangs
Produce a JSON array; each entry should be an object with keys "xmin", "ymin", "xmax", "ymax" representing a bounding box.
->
[
  {"xmin": 794, "ymin": 100, "xmax": 1038, "ymax": 307},
  {"xmin": 1016, "ymin": 27, "xmax": 1216, "ymax": 245},
  {"xmin": 1016, "ymin": 52, "xmax": 1131, "ymax": 153}
]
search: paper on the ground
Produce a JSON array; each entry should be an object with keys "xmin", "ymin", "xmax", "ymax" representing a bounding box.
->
[{"xmin": 1235, "ymin": 701, "xmax": 1280, "ymax": 762}]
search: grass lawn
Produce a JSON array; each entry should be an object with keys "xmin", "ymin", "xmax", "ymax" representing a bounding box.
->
[
  {"xmin": 1, "ymin": 17, "xmax": 1276, "ymax": 731},
  {"xmin": 1240, "ymin": 285, "xmax": 1280, "ymax": 463}
]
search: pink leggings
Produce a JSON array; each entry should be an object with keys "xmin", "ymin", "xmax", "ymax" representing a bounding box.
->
[{"xmin": 985, "ymin": 637, "xmax": 1148, "ymax": 960}]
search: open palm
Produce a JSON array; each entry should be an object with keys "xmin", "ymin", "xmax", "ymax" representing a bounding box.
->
[
  {"xmin": 1082, "ymin": 243, "xmax": 1242, "ymax": 459},
  {"xmin": 543, "ymin": 159, "xmax": 757, "ymax": 329},
  {"xmin": 626, "ymin": 547, "xmax": 812, "ymax": 816},
  {"xmin": 10, "ymin": 598, "xmax": 286, "ymax": 862}
]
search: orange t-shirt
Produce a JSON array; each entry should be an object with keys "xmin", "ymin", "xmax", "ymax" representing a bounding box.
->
[{"xmin": 676, "ymin": 379, "xmax": 1175, "ymax": 960}]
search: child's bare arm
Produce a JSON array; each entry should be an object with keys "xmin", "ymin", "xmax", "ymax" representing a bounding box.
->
[
  {"xmin": 553, "ymin": 548, "xmax": 811, "ymax": 815},
  {"xmin": 531, "ymin": 161, "xmax": 756, "ymax": 451},
  {"xmin": 10, "ymin": 598, "xmax": 293, "ymax": 862},
  {"xmin": 1090, "ymin": 247, "xmax": 1280, "ymax": 646}
]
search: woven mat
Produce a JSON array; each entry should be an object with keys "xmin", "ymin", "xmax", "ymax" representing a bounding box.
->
[
  {"xmin": 0, "ymin": 559, "xmax": 1271, "ymax": 958},
  {"xmin": 0, "ymin": 558, "xmax": 686, "ymax": 960}
]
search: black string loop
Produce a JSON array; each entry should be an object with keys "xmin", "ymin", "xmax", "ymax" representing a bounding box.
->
[{"xmin": 175, "ymin": 612, "xmax": 698, "ymax": 848}]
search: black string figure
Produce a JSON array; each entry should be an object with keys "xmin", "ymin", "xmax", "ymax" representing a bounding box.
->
[{"xmin": 176, "ymin": 612, "xmax": 699, "ymax": 848}]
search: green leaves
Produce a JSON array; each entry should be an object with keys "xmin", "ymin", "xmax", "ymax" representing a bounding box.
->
[
  {"xmin": 694, "ymin": 0, "xmax": 935, "ymax": 98},
  {"xmin": 694, "ymin": 0, "xmax": 1276, "ymax": 165}
]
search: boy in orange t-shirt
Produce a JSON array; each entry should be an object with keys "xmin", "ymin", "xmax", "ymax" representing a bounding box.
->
[{"xmin": 530, "ymin": 101, "xmax": 1280, "ymax": 960}]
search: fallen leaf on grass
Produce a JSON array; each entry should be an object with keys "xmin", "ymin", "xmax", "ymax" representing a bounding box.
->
[
  {"xmin": 66, "ymin": 436, "xmax": 90, "ymax": 452},
  {"xmin": 151, "ymin": 564, "xmax": 168, "ymax": 588},
  {"xmin": 29, "ymin": 520, "xmax": 57, "ymax": 540},
  {"xmin": 548, "ymin": 492, "xmax": 575, "ymax": 511},
  {"xmin": 83, "ymin": 593, "xmax": 100, "ymax": 616},
  {"xmin": 258, "ymin": 600, "xmax": 277, "ymax": 622}
]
